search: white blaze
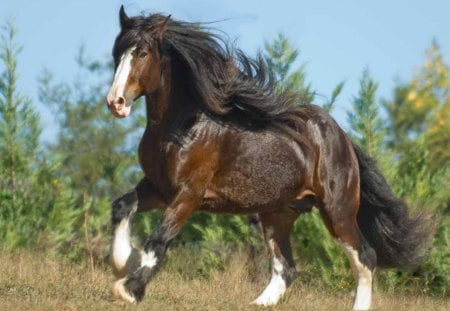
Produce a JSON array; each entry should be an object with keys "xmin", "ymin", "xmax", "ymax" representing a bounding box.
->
[{"xmin": 108, "ymin": 46, "xmax": 136, "ymax": 102}]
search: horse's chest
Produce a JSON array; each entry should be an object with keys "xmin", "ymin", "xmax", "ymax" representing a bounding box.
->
[
  {"xmin": 138, "ymin": 133, "xmax": 205, "ymax": 197},
  {"xmin": 138, "ymin": 133, "xmax": 173, "ymax": 189}
]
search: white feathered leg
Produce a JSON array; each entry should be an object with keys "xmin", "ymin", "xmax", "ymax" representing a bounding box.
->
[
  {"xmin": 339, "ymin": 241, "xmax": 373, "ymax": 311},
  {"xmin": 252, "ymin": 239, "xmax": 287, "ymax": 306}
]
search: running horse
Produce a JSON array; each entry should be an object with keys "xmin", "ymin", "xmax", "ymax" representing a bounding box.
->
[{"xmin": 106, "ymin": 6, "xmax": 432, "ymax": 310}]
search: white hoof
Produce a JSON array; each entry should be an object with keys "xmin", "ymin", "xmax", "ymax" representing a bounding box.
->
[
  {"xmin": 251, "ymin": 280, "xmax": 285, "ymax": 306},
  {"xmin": 251, "ymin": 254, "xmax": 286, "ymax": 306},
  {"xmin": 112, "ymin": 277, "xmax": 136, "ymax": 303},
  {"xmin": 251, "ymin": 296, "xmax": 279, "ymax": 306}
]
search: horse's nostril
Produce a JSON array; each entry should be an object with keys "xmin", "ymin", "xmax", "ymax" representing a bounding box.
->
[{"xmin": 116, "ymin": 96, "xmax": 125, "ymax": 105}]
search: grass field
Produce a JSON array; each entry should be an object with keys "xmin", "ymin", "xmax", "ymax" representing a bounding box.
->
[{"xmin": 0, "ymin": 250, "xmax": 448, "ymax": 311}]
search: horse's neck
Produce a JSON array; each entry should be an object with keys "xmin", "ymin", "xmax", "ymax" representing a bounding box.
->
[{"xmin": 145, "ymin": 61, "xmax": 197, "ymax": 134}]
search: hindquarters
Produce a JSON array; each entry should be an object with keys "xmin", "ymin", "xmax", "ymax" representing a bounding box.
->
[
  {"xmin": 280, "ymin": 105, "xmax": 433, "ymax": 310},
  {"xmin": 283, "ymin": 105, "xmax": 376, "ymax": 310}
]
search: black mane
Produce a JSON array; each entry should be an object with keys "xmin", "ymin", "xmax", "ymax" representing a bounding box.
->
[{"xmin": 113, "ymin": 13, "xmax": 301, "ymax": 121}]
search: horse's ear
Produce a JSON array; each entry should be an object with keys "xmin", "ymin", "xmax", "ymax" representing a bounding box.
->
[
  {"xmin": 119, "ymin": 5, "xmax": 132, "ymax": 29},
  {"xmin": 153, "ymin": 15, "xmax": 171, "ymax": 41}
]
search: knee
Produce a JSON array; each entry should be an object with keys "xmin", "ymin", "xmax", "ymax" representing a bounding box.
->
[{"xmin": 112, "ymin": 190, "xmax": 138, "ymax": 225}]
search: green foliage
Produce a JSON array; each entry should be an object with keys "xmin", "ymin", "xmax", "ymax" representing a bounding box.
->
[
  {"xmin": 263, "ymin": 33, "xmax": 344, "ymax": 111},
  {"xmin": 322, "ymin": 81, "xmax": 345, "ymax": 113},
  {"xmin": 379, "ymin": 139, "xmax": 450, "ymax": 297},
  {"xmin": 263, "ymin": 33, "xmax": 313, "ymax": 104},
  {"xmin": 348, "ymin": 69, "xmax": 386, "ymax": 158},
  {"xmin": 292, "ymin": 210, "xmax": 353, "ymax": 290},
  {"xmin": 36, "ymin": 48, "xmax": 146, "ymax": 261},
  {"xmin": 384, "ymin": 41, "xmax": 450, "ymax": 171},
  {"xmin": 379, "ymin": 42, "xmax": 450, "ymax": 296},
  {"xmin": 38, "ymin": 48, "xmax": 140, "ymax": 198},
  {"xmin": 187, "ymin": 215, "xmax": 248, "ymax": 277},
  {"xmin": 0, "ymin": 21, "xmax": 45, "ymax": 249}
]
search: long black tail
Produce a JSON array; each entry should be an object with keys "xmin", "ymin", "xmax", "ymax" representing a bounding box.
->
[{"xmin": 353, "ymin": 143, "xmax": 435, "ymax": 269}]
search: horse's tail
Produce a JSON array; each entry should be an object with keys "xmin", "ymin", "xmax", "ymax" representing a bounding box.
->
[{"xmin": 352, "ymin": 142, "xmax": 435, "ymax": 269}]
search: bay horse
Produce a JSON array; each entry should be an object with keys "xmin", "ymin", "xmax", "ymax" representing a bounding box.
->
[{"xmin": 106, "ymin": 6, "xmax": 432, "ymax": 310}]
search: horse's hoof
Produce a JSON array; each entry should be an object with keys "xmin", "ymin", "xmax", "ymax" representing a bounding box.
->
[
  {"xmin": 251, "ymin": 297, "xmax": 278, "ymax": 307},
  {"xmin": 112, "ymin": 277, "xmax": 137, "ymax": 304}
]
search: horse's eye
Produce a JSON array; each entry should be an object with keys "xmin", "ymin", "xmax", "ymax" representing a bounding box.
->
[{"xmin": 138, "ymin": 52, "xmax": 148, "ymax": 59}]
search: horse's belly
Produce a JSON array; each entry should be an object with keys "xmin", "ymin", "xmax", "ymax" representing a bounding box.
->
[
  {"xmin": 199, "ymin": 197, "xmax": 282, "ymax": 214},
  {"xmin": 209, "ymin": 158, "xmax": 303, "ymax": 211}
]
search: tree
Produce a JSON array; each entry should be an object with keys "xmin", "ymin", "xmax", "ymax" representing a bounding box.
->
[
  {"xmin": 263, "ymin": 33, "xmax": 313, "ymax": 103},
  {"xmin": 385, "ymin": 41, "xmax": 450, "ymax": 171},
  {"xmin": 0, "ymin": 21, "xmax": 44, "ymax": 248},
  {"xmin": 38, "ymin": 48, "xmax": 141, "ymax": 200},
  {"xmin": 381, "ymin": 41, "xmax": 450, "ymax": 297},
  {"xmin": 263, "ymin": 33, "xmax": 344, "ymax": 112},
  {"xmin": 0, "ymin": 21, "xmax": 41, "ymax": 206},
  {"xmin": 38, "ymin": 48, "xmax": 143, "ymax": 260},
  {"xmin": 348, "ymin": 68, "xmax": 385, "ymax": 159}
]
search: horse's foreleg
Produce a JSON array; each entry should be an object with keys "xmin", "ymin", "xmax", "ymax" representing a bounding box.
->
[
  {"xmin": 112, "ymin": 189, "xmax": 200, "ymax": 303},
  {"xmin": 252, "ymin": 208, "xmax": 299, "ymax": 306},
  {"xmin": 111, "ymin": 189, "xmax": 139, "ymax": 278},
  {"xmin": 110, "ymin": 178, "xmax": 165, "ymax": 278}
]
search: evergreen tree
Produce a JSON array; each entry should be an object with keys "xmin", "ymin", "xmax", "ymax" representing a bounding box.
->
[
  {"xmin": 0, "ymin": 21, "xmax": 43, "ymax": 248},
  {"xmin": 38, "ymin": 48, "xmax": 143, "ymax": 260},
  {"xmin": 263, "ymin": 33, "xmax": 313, "ymax": 103},
  {"xmin": 263, "ymin": 33, "xmax": 344, "ymax": 112},
  {"xmin": 38, "ymin": 48, "xmax": 141, "ymax": 200},
  {"xmin": 348, "ymin": 68, "xmax": 385, "ymax": 158}
]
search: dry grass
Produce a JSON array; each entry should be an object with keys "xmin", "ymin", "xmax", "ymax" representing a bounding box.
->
[{"xmin": 0, "ymin": 250, "xmax": 448, "ymax": 311}]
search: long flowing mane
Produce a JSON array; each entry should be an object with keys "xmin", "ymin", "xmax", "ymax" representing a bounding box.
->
[{"xmin": 113, "ymin": 13, "xmax": 302, "ymax": 122}]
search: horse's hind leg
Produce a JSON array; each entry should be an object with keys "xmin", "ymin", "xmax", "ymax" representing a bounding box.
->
[
  {"xmin": 252, "ymin": 208, "xmax": 299, "ymax": 306},
  {"xmin": 338, "ymin": 233, "xmax": 376, "ymax": 311},
  {"xmin": 318, "ymin": 198, "xmax": 376, "ymax": 310}
]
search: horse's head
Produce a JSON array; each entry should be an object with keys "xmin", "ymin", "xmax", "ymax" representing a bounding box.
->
[{"xmin": 106, "ymin": 6, "xmax": 169, "ymax": 118}]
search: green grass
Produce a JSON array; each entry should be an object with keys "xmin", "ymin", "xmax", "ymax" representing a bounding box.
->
[{"xmin": 0, "ymin": 250, "xmax": 448, "ymax": 311}]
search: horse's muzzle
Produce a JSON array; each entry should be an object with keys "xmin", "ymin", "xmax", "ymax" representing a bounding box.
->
[{"xmin": 106, "ymin": 96, "xmax": 131, "ymax": 118}]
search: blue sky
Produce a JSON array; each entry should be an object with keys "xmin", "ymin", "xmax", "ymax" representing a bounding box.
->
[{"xmin": 1, "ymin": 0, "xmax": 449, "ymax": 140}]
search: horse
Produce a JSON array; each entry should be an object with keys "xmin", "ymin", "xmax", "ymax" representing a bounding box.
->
[{"xmin": 105, "ymin": 6, "xmax": 433, "ymax": 310}]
